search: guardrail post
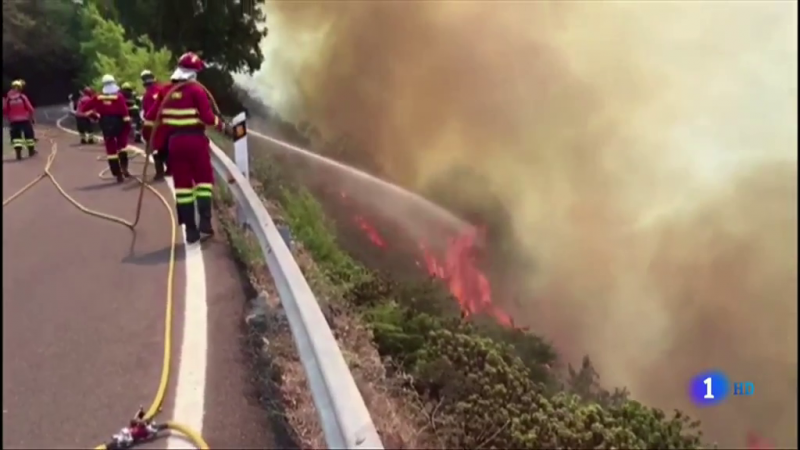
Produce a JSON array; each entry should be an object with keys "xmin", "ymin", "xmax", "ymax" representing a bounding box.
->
[
  {"xmin": 231, "ymin": 111, "xmax": 249, "ymax": 179},
  {"xmin": 231, "ymin": 111, "xmax": 249, "ymax": 227}
]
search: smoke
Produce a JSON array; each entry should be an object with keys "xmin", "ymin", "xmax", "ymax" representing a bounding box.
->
[{"xmin": 241, "ymin": 1, "xmax": 798, "ymax": 446}]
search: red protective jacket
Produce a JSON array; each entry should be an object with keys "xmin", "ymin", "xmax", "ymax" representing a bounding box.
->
[
  {"xmin": 145, "ymin": 81, "xmax": 223, "ymax": 151},
  {"xmin": 141, "ymin": 82, "xmax": 163, "ymax": 142},
  {"xmin": 76, "ymin": 95, "xmax": 95, "ymax": 118},
  {"xmin": 89, "ymin": 92, "xmax": 130, "ymax": 118},
  {"xmin": 3, "ymin": 90, "xmax": 35, "ymax": 122}
]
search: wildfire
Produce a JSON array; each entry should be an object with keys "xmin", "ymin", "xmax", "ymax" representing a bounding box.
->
[
  {"xmin": 340, "ymin": 190, "xmax": 513, "ymax": 327},
  {"xmin": 339, "ymin": 192, "xmax": 773, "ymax": 449}
]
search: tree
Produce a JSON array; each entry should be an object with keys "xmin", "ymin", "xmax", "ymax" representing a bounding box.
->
[
  {"xmin": 108, "ymin": 0, "xmax": 268, "ymax": 74},
  {"xmin": 78, "ymin": 2, "xmax": 172, "ymax": 88},
  {"xmin": 3, "ymin": 0, "xmax": 85, "ymax": 104}
]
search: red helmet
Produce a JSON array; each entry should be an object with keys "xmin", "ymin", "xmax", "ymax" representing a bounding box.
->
[{"xmin": 177, "ymin": 52, "xmax": 206, "ymax": 72}]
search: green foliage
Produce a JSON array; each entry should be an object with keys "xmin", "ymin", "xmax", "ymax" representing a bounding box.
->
[
  {"xmin": 243, "ymin": 113, "xmax": 710, "ymax": 449},
  {"xmin": 108, "ymin": 0, "xmax": 268, "ymax": 74},
  {"xmin": 281, "ymin": 187, "xmax": 371, "ymax": 288},
  {"xmin": 3, "ymin": 0, "xmax": 84, "ymax": 84},
  {"xmin": 79, "ymin": 2, "xmax": 172, "ymax": 89},
  {"xmin": 4, "ymin": 0, "xmax": 266, "ymax": 107}
]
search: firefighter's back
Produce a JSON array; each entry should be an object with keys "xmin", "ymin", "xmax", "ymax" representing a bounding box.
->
[
  {"xmin": 4, "ymin": 90, "xmax": 32, "ymax": 123},
  {"xmin": 159, "ymin": 82, "xmax": 206, "ymax": 134}
]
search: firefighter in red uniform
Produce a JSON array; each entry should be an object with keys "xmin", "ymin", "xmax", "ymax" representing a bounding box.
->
[
  {"xmin": 140, "ymin": 69, "xmax": 168, "ymax": 179},
  {"xmin": 145, "ymin": 52, "xmax": 229, "ymax": 243},
  {"xmin": 89, "ymin": 74, "xmax": 132, "ymax": 182},
  {"xmin": 3, "ymin": 79, "xmax": 37, "ymax": 160},
  {"xmin": 75, "ymin": 87, "xmax": 97, "ymax": 144}
]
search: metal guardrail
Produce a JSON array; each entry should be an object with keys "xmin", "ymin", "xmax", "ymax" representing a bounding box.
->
[
  {"xmin": 55, "ymin": 109, "xmax": 383, "ymax": 449},
  {"xmin": 208, "ymin": 141, "xmax": 384, "ymax": 450}
]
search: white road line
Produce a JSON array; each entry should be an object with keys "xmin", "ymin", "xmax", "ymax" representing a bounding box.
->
[
  {"xmin": 165, "ymin": 177, "xmax": 208, "ymax": 450},
  {"xmin": 55, "ymin": 116, "xmax": 209, "ymax": 445}
]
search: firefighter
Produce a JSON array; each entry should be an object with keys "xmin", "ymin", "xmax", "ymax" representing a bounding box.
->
[
  {"xmin": 120, "ymin": 82, "xmax": 143, "ymax": 143},
  {"xmin": 12, "ymin": 79, "xmax": 37, "ymax": 145},
  {"xmin": 75, "ymin": 87, "xmax": 97, "ymax": 144},
  {"xmin": 3, "ymin": 79, "xmax": 37, "ymax": 160},
  {"xmin": 140, "ymin": 69, "xmax": 168, "ymax": 180},
  {"xmin": 89, "ymin": 74, "xmax": 132, "ymax": 183},
  {"xmin": 146, "ymin": 52, "xmax": 230, "ymax": 243}
]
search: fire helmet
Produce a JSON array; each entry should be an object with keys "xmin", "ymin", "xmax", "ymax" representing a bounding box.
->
[
  {"xmin": 101, "ymin": 74, "xmax": 116, "ymax": 85},
  {"xmin": 140, "ymin": 69, "xmax": 156, "ymax": 85},
  {"xmin": 176, "ymin": 52, "xmax": 205, "ymax": 72},
  {"xmin": 11, "ymin": 79, "xmax": 23, "ymax": 89},
  {"xmin": 121, "ymin": 82, "xmax": 132, "ymax": 90}
]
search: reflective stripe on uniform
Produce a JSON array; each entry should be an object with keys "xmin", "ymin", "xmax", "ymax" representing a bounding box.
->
[
  {"xmin": 25, "ymin": 139, "xmax": 35, "ymax": 147},
  {"xmin": 107, "ymin": 154, "xmax": 119, "ymax": 160},
  {"xmin": 194, "ymin": 183, "xmax": 213, "ymax": 198},
  {"xmin": 123, "ymin": 116, "xmax": 131, "ymax": 122},
  {"xmin": 175, "ymin": 188, "xmax": 194, "ymax": 204},
  {"xmin": 97, "ymin": 94, "xmax": 118, "ymax": 100},
  {"xmin": 143, "ymin": 120, "xmax": 155, "ymax": 126},
  {"xmin": 162, "ymin": 118, "xmax": 202, "ymax": 126},
  {"xmin": 162, "ymin": 108, "xmax": 198, "ymax": 116},
  {"xmin": 12, "ymin": 138, "xmax": 24, "ymax": 148},
  {"xmin": 161, "ymin": 107, "xmax": 203, "ymax": 128}
]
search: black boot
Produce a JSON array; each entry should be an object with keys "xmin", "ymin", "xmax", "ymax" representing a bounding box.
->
[
  {"xmin": 119, "ymin": 151, "xmax": 131, "ymax": 178},
  {"xmin": 152, "ymin": 153, "xmax": 165, "ymax": 181},
  {"xmin": 14, "ymin": 147, "xmax": 22, "ymax": 160},
  {"xmin": 161, "ymin": 150, "xmax": 171, "ymax": 176},
  {"xmin": 27, "ymin": 147, "xmax": 36, "ymax": 157},
  {"xmin": 177, "ymin": 203, "xmax": 201, "ymax": 244},
  {"xmin": 196, "ymin": 196, "xmax": 214, "ymax": 236},
  {"xmin": 80, "ymin": 135, "xmax": 87, "ymax": 144},
  {"xmin": 108, "ymin": 158, "xmax": 124, "ymax": 183}
]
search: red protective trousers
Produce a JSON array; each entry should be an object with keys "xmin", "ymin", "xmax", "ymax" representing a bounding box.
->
[
  {"xmin": 102, "ymin": 123, "xmax": 131, "ymax": 177},
  {"xmin": 167, "ymin": 132, "xmax": 214, "ymax": 227},
  {"xmin": 103, "ymin": 130, "xmax": 129, "ymax": 156}
]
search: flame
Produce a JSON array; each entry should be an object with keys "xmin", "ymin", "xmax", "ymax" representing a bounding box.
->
[{"xmin": 340, "ymin": 190, "xmax": 513, "ymax": 327}]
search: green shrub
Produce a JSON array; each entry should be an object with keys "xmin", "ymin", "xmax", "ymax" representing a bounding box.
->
[
  {"xmin": 79, "ymin": 2, "xmax": 172, "ymax": 89},
  {"xmin": 281, "ymin": 187, "xmax": 370, "ymax": 289}
]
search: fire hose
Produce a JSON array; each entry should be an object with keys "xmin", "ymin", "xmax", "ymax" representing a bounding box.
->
[{"xmin": 2, "ymin": 81, "xmax": 223, "ymax": 450}]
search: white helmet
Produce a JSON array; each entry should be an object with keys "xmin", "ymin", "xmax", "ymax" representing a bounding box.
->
[
  {"xmin": 140, "ymin": 70, "xmax": 153, "ymax": 78},
  {"xmin": 101, "ymin": 74, "xmax": 115, "ymax": 84}
]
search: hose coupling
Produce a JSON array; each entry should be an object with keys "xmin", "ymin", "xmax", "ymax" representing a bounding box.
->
[{"xmin": 103, "ymin": 406, "xmax": 166, "ymax": 450}]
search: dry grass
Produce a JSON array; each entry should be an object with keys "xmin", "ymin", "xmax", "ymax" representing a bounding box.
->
[{"xmin": 214, "ymin": 182, "xmax": 438, "ymax": 449}]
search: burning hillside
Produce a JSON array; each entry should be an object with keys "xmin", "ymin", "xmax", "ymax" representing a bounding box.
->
[{"xmin": 239, "ymin": 1, "xmax": 797, "ymax": 446}]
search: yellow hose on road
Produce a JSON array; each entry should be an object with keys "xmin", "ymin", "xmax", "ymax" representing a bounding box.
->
[{"xmin": 2, "ymin": 89, "xmax": 217, "ymax": 449}]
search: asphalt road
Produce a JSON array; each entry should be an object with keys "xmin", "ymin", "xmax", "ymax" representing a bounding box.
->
[{"xmin": 2, "ymin": 116, "xmax": 277, "ymax": 448}]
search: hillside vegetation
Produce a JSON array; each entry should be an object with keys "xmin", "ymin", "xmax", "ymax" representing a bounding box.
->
[{"xmin": 5, "ymin": 0, "xmax": 711, "ymax": 447}]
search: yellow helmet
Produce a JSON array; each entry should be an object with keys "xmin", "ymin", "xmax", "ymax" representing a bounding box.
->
[
  {"xmin": 121, "ymin": 82, "xmax": 132, "ymax": 90},
  {"xmin": 11, "ymin": 79, "xmax": 22, "ymax": 89}
]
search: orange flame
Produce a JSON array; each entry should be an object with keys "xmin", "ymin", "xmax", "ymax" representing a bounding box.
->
[{"xmin": 339, "ymin": 190, "xmax": 513, "ymax": 327}]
